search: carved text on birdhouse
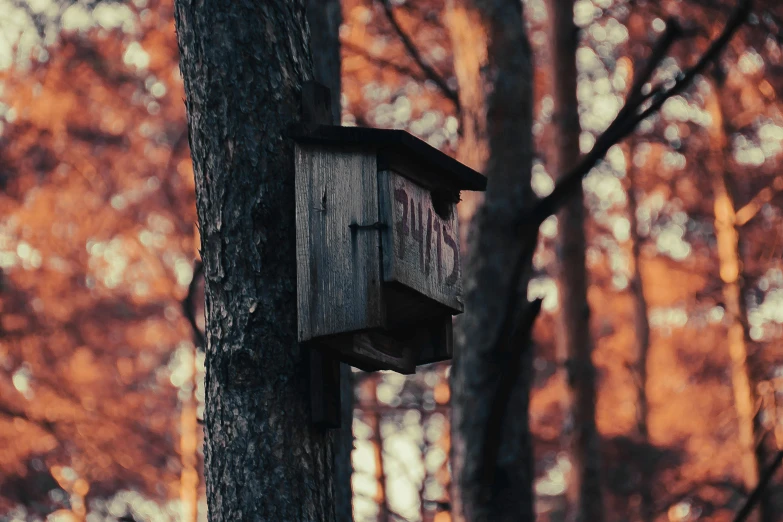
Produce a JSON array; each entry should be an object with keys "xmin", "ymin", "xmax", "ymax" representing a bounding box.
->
[{"xmin": 380, "ymin": 171, "xmax": 462, "ymax": 313}]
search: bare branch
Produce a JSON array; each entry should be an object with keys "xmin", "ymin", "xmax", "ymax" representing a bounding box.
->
[
  {"xmin": 733, "ymin": 449, "xmax": 783, "ymax": 522},
  {"xmin": 622, "ymin": 19, "xmax": 683, "ymax": 117},
  {"xmin": 634, "ymin": 0, "xmax": 752, "ymax": 123},
  {"xmin": 0, "ymin": 401, "xmax": 57, "ymax": 436},
  {"xmin": 342, "ymin": 40, "xmax": 432, "ymax": 83},
  {"xmin": 534, "ymin": 0, "xmax": 751, "ymax": 224},
  {"xmin": 377, "ymin": 0, "xmax": 460, "ymax": 107},
  {"xmin": 657, "ymin": 479, "xmax": 746, "ymax": 513},
  {"xmin": 736, "ymin": 175, "xmax": 783, "ymax": 226}
]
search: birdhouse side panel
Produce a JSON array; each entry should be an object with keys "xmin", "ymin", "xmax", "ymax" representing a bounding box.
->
[
  {"xmin": 295, "ymin": 145, "xmax": 385, "ymax": 341},
  {"xmin": 379, "ymin": 170, "xmax": 463, "ymax": 313}
]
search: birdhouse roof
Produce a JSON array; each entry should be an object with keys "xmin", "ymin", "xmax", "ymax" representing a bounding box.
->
[{"xmin": 289, "ymin": 124, "xmax": 487, "ymax": 192}]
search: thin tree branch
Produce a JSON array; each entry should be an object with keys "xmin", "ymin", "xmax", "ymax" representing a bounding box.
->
[
  {"xmin": 535, "ymin": 0, "xmax": 751, "ymax": 224},
  {"xmin": 736, "ymin": 175, "xmax": 783, "ymax": 226},
  {"xmin": 533, "ymin": 32, "xmax": 681, "ymax": 222},
  {"xmin": 0, "ymin": 401, "xmax": 57, "ymax": 436},
  {"xmin": 733, "ymin": 449, "xmax": 783, "ymax": 522},
  {"xmin": 342, "ymin": 40, "xmax": 432, "ymax": 83},
  {"xmin": 624, "ymin": 19, "xmax": 683, "ymax": 115},
  {"xmin": 377, "ymin": 0, "xmax": 460, "ymax": 107},
  {"xmin": 656, "ymin": 479, "xmax": 746, "ymax": 513},
  {"xmin": 633, "ymin": 0, "xmax": 752, "ymax": 123}
]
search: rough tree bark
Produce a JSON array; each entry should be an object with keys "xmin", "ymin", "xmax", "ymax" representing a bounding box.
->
[
  {"xmin": 547, "ymin": 1, "xmax": 604, "ymax": 521},
  {"xmin": 174, "ymin": 2, "xmax": 337, "ymax": 520},
  {"xmin": 304, "ymin": 1, "xmax": 355, "ymax": 519},
  {"xmin": 705, "ymin": 81, "xmax": 769, "ymax": 522},
  {"xmin": 450, "ymin": 0, "xmax": 537, "ymax": 520}
]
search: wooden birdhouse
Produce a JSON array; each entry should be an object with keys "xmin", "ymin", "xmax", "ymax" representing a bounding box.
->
[{"xmin": 291, "ymin": 122, "xmax": 486, "ymax": 375}]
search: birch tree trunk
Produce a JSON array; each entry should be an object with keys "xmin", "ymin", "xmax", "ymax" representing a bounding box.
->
[
  {"xmin": 547, "ymin": 2, "xmax": 604, "ymax": 521},
  {"xmin": 174, "ymin": 2, "xmax": 337, "ymax": 520},
  {"xmin": 705, "ymin": 82, "xmax": 768, "ymax": 522},
  {"xmin": 451, "ymin": 0, "xmax": 537, "ymax": 520}
]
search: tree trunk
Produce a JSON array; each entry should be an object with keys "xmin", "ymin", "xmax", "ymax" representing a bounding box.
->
[
  {"xmin": 174, "ymin": 2, "xmax": 337, "ymax": 520},
  {"xmin": 306, "ymin": 0, "xmax": 342, "ymax": 125},
  {"xmin": 362, "ymin": 375, "xmax": 389, "ymax": 521},
  {"xmin": 179, "ymin": 349, "xmax": 200, "ymax": 522},
  {"xmin": 705, "ymin": 81, "xmax": 769, "ymax": 522},
  {"xmin": 624, "ymin": 141, "xmax": 653, "ymax": 522},
  {"xmin": 450, "ymin": 0, "xmax": 537, "ymax": 521},
  {"xmin": 305, "ymin": 1, "xmax": 355, "ymax": 519},
  {"xmin": 547, "ymin": 2, "xmax": 604, "ymax": 521},
  {"xmin": 445, "ymin": 0, "xmax": 489, "ymax": 245}
]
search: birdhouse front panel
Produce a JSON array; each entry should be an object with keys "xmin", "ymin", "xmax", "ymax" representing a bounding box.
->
[
  {"xmin": 379, "ymin": 170, "xmax": 463, "ymax": 314},
  {"xmin": 294, "ymin": 144, "xmax": 385, "ymax": 343}
]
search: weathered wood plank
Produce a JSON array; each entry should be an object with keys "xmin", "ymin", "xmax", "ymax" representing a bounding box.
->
[
  {"xmin": 379, "ymin": 170, "xmax": 463, "ymax": 313},
  {"xmin": 287, "ymin": 124, "xmax": 488, "ymax": 191},
  {"xmin": 295, "ymin": 146, "xmax": 384, "ymax": 341}
]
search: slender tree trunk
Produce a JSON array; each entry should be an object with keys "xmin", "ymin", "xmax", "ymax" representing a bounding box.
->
[
  {"xmin": 547, "ymin": 2, "xmax": 603, "ymax": 521},
  {"xmin": 450, "ymin": 0, "xmax": 537, "ymax": 520},
  {"xmin": 305, "ymin": 1, "xmax": 355, "ymax": 519},
  {"xmin": 624, "ymin": 141, "xmax": 653, "ymax": 522},
  {"xmin": 174, "ymin": 2, "xmax": 337, "ymax": 520},
  {"xmin": 180, "ymin": 349, "xmax": 200, "ymax": 522},
  {"xmin": 445, "ymin": 0, "xmax": 488, "ymax": 246},
  {"xmin": 306, "ymin": 0, "xmax": 342, "ymax": 124},
  {"xmin": 362, "ymin": 375, "xmax": 389, "ymax": 521},
  {"xmin": 436, "ymin": 410, "xmax": 452, "ymax": 519},
  {"xmin": 335, "ymin": 364, "xmax": 355, "ymax": 521},
  {"xmin": 705, "ymin": 81, "xmax": 769, "ymax": 522}
]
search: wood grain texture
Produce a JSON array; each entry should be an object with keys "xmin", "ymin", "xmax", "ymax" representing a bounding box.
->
[
  {"xmin": 315, "ymin": 331, "xmax": 415, "ymax": 374},
  {"xmin": 379, "ymin": 170, "xmax": 463, "ymax": 313},
  {"xmin": 295, "ymin": 145, "xmax": 384, "ymax": 341}
]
